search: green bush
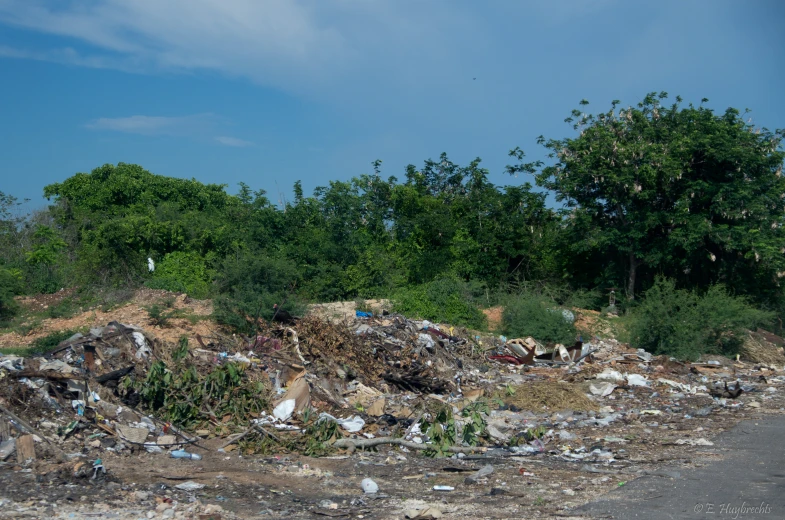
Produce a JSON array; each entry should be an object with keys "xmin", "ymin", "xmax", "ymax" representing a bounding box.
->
[
  {"xmin": 564, "ymin": 288, "xmax": 604, "ymax": 311},
  {"xmin": 501, "ymin": 294, "xmax": 577, "ymax": 344},
  {"xmin": 213, "ymin": 251, "xmax": 306, "ymax": 333},
  {"xmin": 147, "ymin": 251, "xmax": 213, "ymax": 299},
  {"xmin": 392, "ymin": 275, "xmax": 487, "ymax": 330},
  {"xmin": 0, "ymin": 267, "xmax": 22, "ymax": 325},
  {"xmin": 630, "ymin": 278, "xmax": 774, "ymax": 361}
]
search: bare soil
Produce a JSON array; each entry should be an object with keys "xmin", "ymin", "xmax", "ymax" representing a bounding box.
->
[{"xmin": 1, "ymin": 289, "xmax": 216, "ymax": 349}]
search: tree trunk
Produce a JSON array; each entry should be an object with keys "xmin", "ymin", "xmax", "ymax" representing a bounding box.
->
[{"xmin": 627, "ymin": 253, "xmax": 638, "ymax": 300}]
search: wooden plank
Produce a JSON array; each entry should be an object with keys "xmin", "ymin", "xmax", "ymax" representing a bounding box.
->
[
  {"xmin": 16, "ymin": 434, "xmax": 36, "ymax": 463},
  {"xmin": 0, "ymin": 418, "xmax": 9, "ymax": 442}
]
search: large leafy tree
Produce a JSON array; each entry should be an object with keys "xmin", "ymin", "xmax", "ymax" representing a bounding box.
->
[
  {"xmin": 43, "ymin": 163, "xmax": 237, "ymax": 284},
  {"xmin": 512, "ymin": 92, "xmax": 785, "ymax": 300}
]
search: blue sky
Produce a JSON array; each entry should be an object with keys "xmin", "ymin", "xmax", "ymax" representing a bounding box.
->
[{"xmin": 1, "ymin": 0, "xmax": 784, "ymax": 210}]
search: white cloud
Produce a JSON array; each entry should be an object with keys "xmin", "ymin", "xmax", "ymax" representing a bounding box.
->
[
  {"xmin": 0, "ymin": 0, "xmax": 352, "ymax": 93},
  {"xmin": 0, "ymin": 0, "xmax": 506, "ymax": 100},
  {"xmin": 0, "ymin": 44, "xmax": 138, "ymax": 70},
  {"xmin": 0, "ymin": 0, "xmax": 622, "ymax": 121},
  {"xmin": 215, "ymin": 136, "xmax": 254, "ymax": 147},
  {"xmin": 85, "ymin": 114, "xmax": 215, "ymax": 136}
]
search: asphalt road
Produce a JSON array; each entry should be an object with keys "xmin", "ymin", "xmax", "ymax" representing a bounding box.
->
[{"xmin": 574, "ymin": 414, "xmax": 785, "ymax": 519}]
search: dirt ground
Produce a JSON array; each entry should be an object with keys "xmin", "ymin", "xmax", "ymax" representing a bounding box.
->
[
  {"xmin": 2, "ymin": 290, "xmax": 785, "ymax": 519},
  {"xmin": 2, "ymin": 398, "xmax": 782, "ymax": 519},
  {"xmin": 1, "ymin": 289, "xmax": 216, "ymax": 349},
  {"xmin": 482, "ymin": 307, "xmax": 503, "ymax": 332}
]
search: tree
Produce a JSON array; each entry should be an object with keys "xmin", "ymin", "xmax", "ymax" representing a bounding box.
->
[{"xmin": 511, "ymin": 93, "xmax": 785, "ymax": 300}]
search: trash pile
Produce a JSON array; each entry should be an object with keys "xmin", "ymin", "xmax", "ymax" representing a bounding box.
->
[{"xmin": 1, "ymin": 309, "xmax": 784, "ymax": 517}]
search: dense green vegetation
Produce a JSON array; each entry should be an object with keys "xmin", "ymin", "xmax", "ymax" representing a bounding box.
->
[
  {"xmin": 502, "ymin": 295, "xmax": 578, "ymax": 345},
  {"xmin": 1, "ymin": 93, "xmax": 783, "ymax": 359},
  {"xmin": 629, "ymin": 278, "xmax": 774, "ymax": 361}
]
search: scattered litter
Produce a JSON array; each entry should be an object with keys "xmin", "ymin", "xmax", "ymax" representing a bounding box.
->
[
  {"xmin": 319, "ymin": 413, "xmax": 365, "ymax": 433},
  {"xmin": 273, "ymin": 399, "xmax": 296, "ymax": 422},
  {"xmin": 589, "ymin": 382, "xmax": 616, "ymax": 397},
  {"xmin": 626, "ymin": 374, "xmax": 649, "ymax": 387},
  {"xmin": 675, "ymin": 438, "xmax": 714, "ymax": 446},
  {"xmin": 0, "ymin": 439, "xmax": 15, "ymax": 461},
  {"xmin": 0, "ymin": 305, "xmax": 781, "ymax": 517},
  {"xmin": 174, "ymin": 481, "xmax": 205, "ymax": 491},
  {"xmin": 596, "ymin": 369, "xmax": 625, "ymax": 382},
  {"xmin": 361, "ymin": 478, "xmax": 379, "ymax": 494},
  {"xmin": 171, "ymin": 450, "xmax": 202, "ymax": 460}
]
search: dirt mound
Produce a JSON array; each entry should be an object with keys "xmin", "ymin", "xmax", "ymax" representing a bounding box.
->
[
  {"xmin": 482, "ymin": 306, "xmax": 503, "ymax": 331},
  {"xmin": 0, "ymin": 289, "xmax": 216, "ymax": 349}
]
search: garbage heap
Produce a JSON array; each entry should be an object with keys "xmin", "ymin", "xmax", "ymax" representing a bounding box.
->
[{"xmin": 0, "ymin": 313, "xmax": 783, "ymax": 469}]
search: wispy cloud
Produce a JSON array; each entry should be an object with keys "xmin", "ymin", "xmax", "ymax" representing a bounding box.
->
[
  {"xmin": 0, "ymin": 0, "xmax": 351, "ymax": 93},
  {"xmin": 0, "ymin": 43, "xmax": 141, "ymax": 71},
  {"xmin": 0, "ymin": 0, "xmax": 624, "ymax": 123},
  {"xmin": 0, "ymin": 0, "xmax": 515, "ymax": 100},
  {"xmin": 85, "ymin": 114, "xmax": 216, "ymax": 136},
  {"xmin": 215, "ymin": 135, "xmax": 254, "ymax": 147}
]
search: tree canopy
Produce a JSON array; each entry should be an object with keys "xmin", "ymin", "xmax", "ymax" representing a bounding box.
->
[
  {"xmin": 1, "ymin": 93, "xmax": 783, "ymax": 336},
  {"xmin": 508, "ymin": 92, "xmax": 785, "ymax": 301}
]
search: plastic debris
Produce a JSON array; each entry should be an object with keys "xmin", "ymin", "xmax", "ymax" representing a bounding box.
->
[
  {"xmin": 596, "ymin": 369, "xmax": 625, "ymax": 382},
  {"xmin": 626, "ymin": 374, "xmax": 650, "ymax": 387},
  {"xmin": 174, "ymin": 481, "xmax": 205, "ymax": 491},
  {"xmin": 171, "ymin": 450, "xmax": 202, "ymax": 460},
  {"xmin": 675, "ymin": 438, "xmax": 714, "ymax": 446},
  {"xmin": 361, "ymin": 478, "xmax": 379, "ymax": 494},
  {"xmin": 465, "ymin": 464, "xmax": 494, "ymax": 484},
  {"xmin": 589, "ymin": 382, "xmax": 616, "ymax": 396},
  {"xmin": 319, "ymin": 413, "xmax": 365, "ymax": 433},
  {"xmin": 273, "ymin": 399, "xmax": 296, "ymax": 422}
]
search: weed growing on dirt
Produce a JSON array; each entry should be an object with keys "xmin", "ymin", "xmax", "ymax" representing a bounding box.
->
[
  {"xmin": 354, "ymin": 298, "xmax": 373, "ymax": 314},
  {"xmin": 0, "ymin": 328, "xmax": 82, "ymax": 357},
  {"xmin": 460, "ymin": 400, "xmax": 489, "ymax": 446},
  {"xmin": 132, "ymin": 361, "xmax": 268, "ymax": 428},
  {"xmin": 145, "ymin": 302, "xmax": 177, "ymax": 327},
  {"xmin": 420, "ymin": 407, "xmax": 457, "ymax": 457},
  {"xmin": 301, "ymin": 415, "xmax": 342, "ymax": 456}
]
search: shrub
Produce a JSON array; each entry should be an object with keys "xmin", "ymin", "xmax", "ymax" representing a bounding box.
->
[
  {"xmin": 630, "ymin": 278, "xmax": 774, "ymax": 361},
  {"xmin": 0, "ymin": 267, "xmax": 21, "ymax": 325},
  {"xmin": 501, "ymin": 293, "xmax": 577, "ymax": 344},
  {"xmin": 147, "ymin": 251, "xmax": 213, "ymax": 299},
  {"xmin": 392, "ymin": 275, "xmax": 487, "ymax": 330},
  {"xmin": 145, "ymin": 303, "xmax": 174, "ymax": 327},
  {"xmin": 213, "ymin": 251, "xmax": 307, "ymax": 333},
  {"xmin": 564, "ymin": 288, "xmax": 604, "ymax": 311}
]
